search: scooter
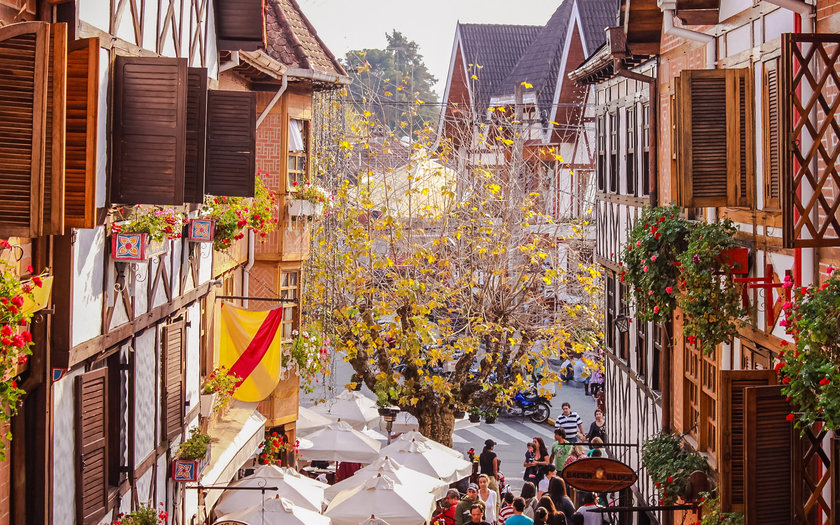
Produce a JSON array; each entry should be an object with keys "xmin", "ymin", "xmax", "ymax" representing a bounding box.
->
[{"xmin": 501, "ymin": 390, "xmax": 552, "ymax": 423}]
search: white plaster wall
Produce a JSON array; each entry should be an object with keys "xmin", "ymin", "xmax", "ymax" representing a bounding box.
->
[
  {"xmin": 78, "ymin": 0, "xmax": 110, "ymax": 39},
  {"xmin": 53, "ymin": 367, "xmax": 86, "ymax": 525},
  {"xmin": 135, "ymin": 329, "xmax": 157, "ymax": 465},
  {"xmin": 73, "ymin": 227, "xmax": 105, "ymax": 346},
  {"xmin": 171, "ymin": 240, "xmax": 183, "ymax": 296},
  {"xmin": 720, "ymin": 0, "xmax": 753, "ymax": 21},
  {"xmin": 142, "ymin": 0, "xmax": 158, "ymax": 51},
  {"xmin": 198, "ymin": 243, "xmax": 213, "ymax": 284},
  {"xmin": 765, "ymin": 7, "xmax": 794, "ymax": 42},
  {"xmin": 206, "ymin": 1, "xmax": 219, "ymax": 79},
  {"xmin": 96, "ymin": 49, "xmax": 109, "ymax": 207},
  {"xmin": 185, "ymin": 303, "xmax": 201, "ymax": 411}
]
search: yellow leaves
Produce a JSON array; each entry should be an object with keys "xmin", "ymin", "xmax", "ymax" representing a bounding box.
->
[
  {"xmin": 339, "ymin": 140, "xmax": 353, "ymax": 151},
  {"xmin": 520, "ymin": 81, "xmax": 533, "ymax": 89},
  {"xmin": 488, "ymin": 184, "xmax": 501, "ymax": 194},
  {"xmin": 410, "ymin": 397, "xmax": 419, "ymax": 406},
  {"xmin": 384, "ymin": 91, "xmax": 393, "ymax": 97},
  {"xmin": 471, "ymin": 74, "xmax": 479, "ymax": 80},
  {"xmin": 363, "ymin": 110, "xmax": 372, "ymax": 118}
]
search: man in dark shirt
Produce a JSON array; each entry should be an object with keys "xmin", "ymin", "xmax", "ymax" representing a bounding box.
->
[
  {"xmin": 469, "ymin": 503, "xmax": 491, "ymax": 525},
  {"xmin": 478, "ymin": 439, "xmax": 500, "ymax": 509}
]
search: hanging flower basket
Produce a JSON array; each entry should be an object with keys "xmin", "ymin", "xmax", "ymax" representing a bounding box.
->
[
  {"xmin": 111, "ymin": 232, "xmax": 167, "ymax": 261},
  {"xmin": 287, "ymin": 199, "xmax": 324, "ymax": 217},
  {"xmin": 172, "ymin": 444, "xmax": 211, "ymax": 482},
  {"xmin": 187, "ymin": 218, "xmax": 215, "ymax": 243}
]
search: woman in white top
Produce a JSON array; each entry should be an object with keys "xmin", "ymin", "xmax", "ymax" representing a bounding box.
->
[{"xmin": 478, "ymin": 474, "xmax": 499, "ymax": 524}]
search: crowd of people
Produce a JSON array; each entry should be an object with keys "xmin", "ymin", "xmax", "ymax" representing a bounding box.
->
[{"xmin": 432, "ymin": 402, "xmax": 609, "ymax": 525}]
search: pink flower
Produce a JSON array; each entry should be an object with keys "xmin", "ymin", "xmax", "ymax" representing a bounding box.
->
[
  {"xmin": 651, "ymin": 255, "xmax": 657, "ymax": 261},
  {"xmin": 648, "ymin": 290, "xmax": 654, "ymax": 296},
  {"xmin": 665, "ymin": 286, "xmax": 673, "ymax": 293},
  {"xmin": 779, "ymin": 319, "xmax": 788, "ymax": 327},
  {"xmin": 786, "ymin": 414, "xmax": 795, "ymax": 422},
  {"xmin": 782, "ymin": 301, "xmax": 792, "ymax": 310},
  {"xmin": 828, "ymin": 266, "xmax": 835, "ymax": 274},
  {"xmin": 643, "ymin": 265, "xmax": 649, "ymax": 273},
  {"xmin": 0, "ymin": 326, "xmax": 11, "ymax": 337},
  {"xmin": 636, "ymin": 241, "xmax": 641, "ymax": 247},
  {"xmin": 782, "ymin": 280, "xmax": 793, "ymax": 289},
  {"xmin": 653, "ymin": 306, "xmax": 660, "ymax": 313}
]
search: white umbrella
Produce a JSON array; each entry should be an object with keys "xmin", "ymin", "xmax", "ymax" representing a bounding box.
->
[
  {"xmin": 298, "ymin": 405, "xmax": 336, "ymax": 434},
  {"xmin": 213, "ymin": 465, "xmax": 326, "ymax": 516},
  {"xmin": 380, "ymin": 440, "xmax": 472, "ymax": 483},
  {"xmin": 299, "ymin": 420, "xmax": 381, "ymax": 463},
  {"xmin": 359, "ymin": 518, "xmax": 391, "ymax": 525},
  {"xmin": 216, "ymin": 496, "xmax": 331, "ymax": 525},
  {"xmin": 379, "ymin": 411, "xmax": 419, "ymax": 433},
  {"xmin": 324, "ymin": 456, "xmax": 448, "ymax": 502},
  {"xmin": 361, "ymin": 427, "xmax": 388, "ymax": 443},
  {"xmin": 312, "ymin": 390, "xmax": 379, "ymax": 430},
  {"xmin": 384, "ymin": 430, "xmax": 463, "ymax": 458},
  {"xmin": 325, "ymin": 475, "xmax": 435, "ymax": 525}
]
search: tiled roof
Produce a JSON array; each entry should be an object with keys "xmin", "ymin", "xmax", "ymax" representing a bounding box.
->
[
  {"xmin": 457, "ymin": 23, "xmax": 542, "ymax": 112},
  {"xmin": 496, "ymin": 0, "xmax": 615, "ymax": 114},
  {"xmin": 265, "ymin": 0, "xmax": 347, "ymax": 77}
]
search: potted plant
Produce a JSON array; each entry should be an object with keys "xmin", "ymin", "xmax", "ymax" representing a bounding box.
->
[
  {"xmin": 779, "ymin": 267, "xmax": 840, "ymax": 430},
  {"xmin": 257, "ymin": 431, "xmax": 299, "ymax": 466},
  {"xmin": 452, "ymin": 404, "xmax": 466, "ymax": 419},
  {"xmin": 202, "ymin": 175, "xmax": 279, "ymax": 251},
  {"xmin": 468, "ymin": 406, "xmax": 482, "ymax": 423},
  {"xmin": 112, "ymin": 502, "xmax": 168, "ymax": 524},
  {"xmin": 676, "ymin": 219, "xmax": 747, "ymax": 354},
  {"xmin": 697, "ymin": 491, "xmax": 744, "ymax": 524},
  {"xmin": 641, "ymin": 432, "xmax": 710, "ymax": 505},
  {"xmin": 288, "ymin": 181, "xmax": 331, "ymax": 217},
  {"xmin": 483, "ymin": 406, "xmax": 499, "ymax": 424},
  {"xmin": 620, "ymin": 205, "xmax": 690, "ymax": 324},
  {"xmin": 110, "ymin": 206, "xmax": 185, "ymax": 261},
  {"xmin": 374, "ymin": 380, "xmax": 400, "ymax": 417},
  {"xmin": 172, "ymin": 428, "xmax": 212, "ymax": 481},
  {"xmin": 200, "ymin": 366, "xmax": 239, "ymax": 416}
]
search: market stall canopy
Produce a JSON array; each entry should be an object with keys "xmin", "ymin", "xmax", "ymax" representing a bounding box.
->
[
  {"xmin": 298, "ymin": 420, "xmax": 381, "ymax": 463},
  {"xmin": 359, "ymin": 518, "xmax": 391, "ymax": 525},
  {"xmin": 212, "ymin": 465, "xmax": 326, "ymax": 516},
  {"xmin": 324, "ymin": 456, "xmax": 448, "ymax": 502},
  {"xmin": 378, "ymin": 411, "xmax": 419, "ymax": 433},
  {"xmin": 379, "ymin": 440, "xmax": 472, "ymax": 483},
  {"xmin": 297, "ymin": 405, "xmax": 336, "ymax": 434},
  {"xmin": 215, "ymin": 496, "xmax": 331, "ymax": 525},
  {"xmin": 311, "ymin": 390, "xmax": 379, "ymax": 430},
  {"xmin": 383, "ymin": 430, "xmax": 463, "ymax": 458},
  {"xmin": 324, "ymin": 474, "xmax": 435, "ymax": 525}
]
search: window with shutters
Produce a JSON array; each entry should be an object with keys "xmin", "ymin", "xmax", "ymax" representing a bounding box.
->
[
  {"xmin": 279, "ymin": 270, "xmax": 300, "ymax": 343},
  {"xmin": 641, "ymin": 103, "xmax": 650, "ymax": 197},
  {"xmin": 718, "ymin": 369, "xmax": 776, "ymax": 513},
  {"xmin": 65, "ymin": 37, "xmax": 99, "ymax": 229},
  {"xmin": 215, "ymin": 0, "xmax": 266, "ymax": 51},
  {"xmin": 184, "ymin": 67, "xmax": 208, "ymax": 203},
  {"xmin": 43, "ymin": 22, "xmax": 67, "ymax": 236},
  {"xmin": 636, "ymin": 318, "xmax": 647, "ymax": 380},
  {"xmin": 609, "ymin": 112, "xmax": 618, "ymax": 194},
  {"xmin": 651, "ymin": 322, "xmax": 663, "ymax": 392},
  {"xmin": 111, "ymin": 56, "xmax": 187, "ymax": 206},
  {"xmin": 675, "ymin": 68, "xmax": 754, "ymax": 209},
  {"xmin": 597, "ymin": 115, "xmax": 606, "ymax": 192},
  {"xmin": 288, "ymin": 119, "xmax": 309, "ymax": 191},
  {"xmin": 605, "ymin": 273, "xmax": 616, "ymax": 352},
  {"xmin": 0, "ymin": 22, "xmax": 49, "ymax": 237},
  {"xmin": 684, "ymin": 336, "xmax": 701, "ymax": 442},
  {"xmin": 626, "ymin": 106, "xmax": 636, "ymax": 196},
  {"xmin": 763, "ymin": 59, "xmax": 781, "ymax": 210},
  {"xmin": 683, "ymin": 335, "xmax": 718, "ymax": 457},
  {"xmin": 205, "ymin": 90, "xmax": 257, "ymax": 198},
  {"xmin": 75, "ymin": 368, "xmax": 108, "ymax": 524},
  {"xmin": 161, "ymin": 320, "xmax": 185, "ymax": 440}
]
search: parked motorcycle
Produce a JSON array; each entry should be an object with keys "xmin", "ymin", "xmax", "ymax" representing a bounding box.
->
[{"xmin": 501, "ymin": 390, "xmax": 552, "ymax": 423}]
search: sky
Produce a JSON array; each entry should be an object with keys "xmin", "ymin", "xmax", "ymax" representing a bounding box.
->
[{"xmin": 296, "ymin": 0, "xmax": 560, "ymax": 99}]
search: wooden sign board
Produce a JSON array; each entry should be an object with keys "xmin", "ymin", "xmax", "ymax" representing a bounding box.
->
[{"xmin": 562, "ymin": 458, "xmax": 637, "ymax": 492}]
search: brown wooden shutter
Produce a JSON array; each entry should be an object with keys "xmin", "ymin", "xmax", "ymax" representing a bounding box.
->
[
  {"xmin": 214, "ymin": 0, "xmax": 266, "ymax": 51},
  {"xmin": 43, "ymin": 22, "xmax": 67, "ymax": 236},
  {"xmin": 677, "ymin": 68, "xmax": 753, "ymax": 208},
  {"xmin": 111, "ymin": 56, "xmax": 187, "ymax": 205},
  {"xmin": 162, "ymin": 320, "xmax": 185, "ymax": 440},
  {"xmin": 65, "ymin": 37, "xmax": 99, "ymax": 229},
  {"xmin": 0, "ymin": 22, "xmax": 49, "ymax": 237},
  {"xmin": 763, "ymin": 59, "xmax": 781, "ymax": 210},
  {"xmin": 718, "ymin": 369, "xmax": 776, "ymax": 512},
  {"xmin": 75, "ymin": 368, "xmax": 108, "ymax": 525},
  {"xmin": 744, "ymin": 385, "xmax": 793, "ymax": 525},
  {"xmin": 205, "ymin": 90, "xmax": 256, "ymax": 197},
  {"xmin": 184, "ymin": 67, "xmax": 207, "ymax": 203}
]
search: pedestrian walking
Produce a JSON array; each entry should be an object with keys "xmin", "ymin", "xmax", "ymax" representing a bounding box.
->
[
  {"xmin": 520, "ymin": 482, "xmax": 539, "ymax": 519},
  {"xmin": 586, "ymin": 409, "xmax": 606, "ymax": 443},
  {"xmin": 537, "ymin": 496, "xmax": 567, "ymax": 525},
  {"xmin": 554, "ymin": 402, "xmax": 584, "ymax": 442},
  {"xmin": 547, "ymin": 477, "xmax": 576, "ymax": 522},
  {"xmin": 549, "ymin": 429, "xmax": 572, "ymax": 472},
  {"xmin": 506, "ymin": 498, "xmax": 534, "ymax": 525},
  {"xmin": 563, "ymin": 445, "xmax": 588, "ymax": 468},
  {"xmin": 532, "ymin": 437, "xmax": 550, "ymax": 482},
  {"xmin": 523, "ymin": 442, "xmax": 538, "ymax": 483},
  {"xmin": 433, "ymin": 489, "xmax": 462, "ymax": 525},
  {"xmin": 455, "ymin": 484, "xmax": 487, "ymax": 525},
  {"xmin": 470, "ymin": 503, "xmax": 491, "ymax": 525},
  {"xmin": 480, "ymin": 439, "xmax": 502, "ymax": 509},
  {"xmin": 499, "ymin": 492, "xmax": 516, "ymax": 525},
  {"xmin": 575, "ymin": 492, "xmax": 603, "ymax": 525},
  {"xmin": 537, "ymin": 464, "xmax": 557, "ymax": 498},
  {"xmin": 478, "ymin": 474, "xmax": 499, "ymax": 524}
]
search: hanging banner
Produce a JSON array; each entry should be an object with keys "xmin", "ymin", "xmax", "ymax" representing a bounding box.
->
[{"xmin": 219, "ymin": 302, "xmax": 284, "ymax": 402}]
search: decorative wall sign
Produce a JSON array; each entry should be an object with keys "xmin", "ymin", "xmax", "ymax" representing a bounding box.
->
[
  {"xmin": 188, "ymin": 219, "xmax": 215, "ymax": 243},
  {"xmin": 111, "ymin": 233, "xmax": 167, "ymax": 261},
  {"xmin": 561, "ymin": 457, "xmax": 638, "ymax": 492},
  {"xmin": 172, "ymin": 447, "xmax": 211, "ymax": 482}
]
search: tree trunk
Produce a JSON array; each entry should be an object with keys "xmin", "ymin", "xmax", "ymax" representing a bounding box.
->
[{"xmin": 413, "ymin": 401, "xmax": 456, "ymax": 447}]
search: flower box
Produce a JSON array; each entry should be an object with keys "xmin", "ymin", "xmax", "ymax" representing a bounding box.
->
[
  {"xmin": 187, "ymin": 218, "xmax": 215, "ymax": 243},
  {"xmin": 287, "ymin": 199, "xmax": 324, "ymax": 217},
  {"xmin": 199, "ymin": 392, "xmax": 217, "ymax": 415},
  {"xmin": 111, "ymin": 232, "xmax": 167, "ymax": 261},
  {"xmin": 172, "ymin": 445, "xmax": 211, "ymax": 482},
  {"xmin": 716, "ymin": 247, "xmax": 750, "ymax": 274}
]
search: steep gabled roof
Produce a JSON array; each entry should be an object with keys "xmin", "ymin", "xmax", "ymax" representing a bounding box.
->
[
  {"xmin": 457, "ymin": 23, "xmax": 542, "ymax": 112},
  {"xmin": 577, "ymin": 0, "xmax": 619, "ymax": 54},
  {"xmin": 264, "ymin": 0, "xmax": 347, "ymax": 77}
]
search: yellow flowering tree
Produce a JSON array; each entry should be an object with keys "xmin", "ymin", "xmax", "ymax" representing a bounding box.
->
[{"xmin": 305, "ymin": 90, "xmax": 602, "ymax": 444}]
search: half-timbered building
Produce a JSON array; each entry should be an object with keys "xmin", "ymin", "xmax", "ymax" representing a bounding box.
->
[
  {"xmin": 573, "ymin": 0, "xmax": 840, "ymax": 523},
  {"xmin": 0, "ymin": 0, "xmax": 344, "ymax": 523}
]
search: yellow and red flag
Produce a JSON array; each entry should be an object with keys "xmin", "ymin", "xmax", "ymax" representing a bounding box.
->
[{"xmin": 218, "ymin": 302, "xmax": 285, "ymax": 402}]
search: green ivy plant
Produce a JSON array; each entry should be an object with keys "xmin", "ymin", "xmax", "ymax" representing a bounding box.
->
[
  {"xmin": 641, "ymin": 432, "xmax": 710, "ymax": 505},
  {"xmin": 697, "ymin": 491, "xmax": 744, "ymax": 525},
  {"xmin": 779, "ymin": 268, "xmax": 840, "ymax": 430},
  {"xmin": 176, "ymin": 427, "xmax": 211, "ymax": 461},
  {"xmin": 620, "ymin": 205, "xmax": 689, "ymax": 324},
  {"xmin": 676, "ymin": 219, "xmax": 746, "ymax": 354}
]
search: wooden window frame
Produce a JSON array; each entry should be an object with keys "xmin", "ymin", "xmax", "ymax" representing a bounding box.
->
[
  {"xmin": 75, "ymin": 368, "xmax": 109, "ymax": 524},
  {"xmin": 609, "ymin": 111, "xmax": 618, "ymax": 194},
  {"xmin": 279, "ymin": 269, "xmax": 300, "ymax": 343},
  {"xmin": 626, "ymin": 105, "xmax": 636, "ymax": 196},
  {"xmin": 641, "ymin": 102, "xmax": 650, "ymax": 197},
  {"xmin": 684, "ymin": 336, "xmax": 701, "ymax": 442},
  {"xmin": 762, "ymin": 58, "xmax": 781, "ymax": 210},
  {"xmin": 618, "ymin": 282, "xmax": 629, "ymax": 362},
  {"xmin": 597, "ymin": 114, "xmax": 606, "ymax": 192},
  {"xmin": 676, "ymin": 68, "xmax": 754, "ymax": 209}
]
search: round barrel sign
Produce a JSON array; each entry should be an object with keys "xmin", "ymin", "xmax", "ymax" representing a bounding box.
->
[{"xmin": 561, "ymin": 458, "xmax": 637, "ymax": 492}]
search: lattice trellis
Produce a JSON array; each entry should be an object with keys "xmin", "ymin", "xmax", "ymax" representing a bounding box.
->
[
  {"xmin": 792, "ymin": 427, "xmax": 838, "ymax": 524},
  {"xmin": 782, "ymin": 34, "xmax": 840, "ymax": 248}
]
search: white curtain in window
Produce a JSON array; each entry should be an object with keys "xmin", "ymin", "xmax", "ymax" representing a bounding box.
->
[{"xmin": 288, "ymin": 119, "xmax": 305, "ymax": 151}]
